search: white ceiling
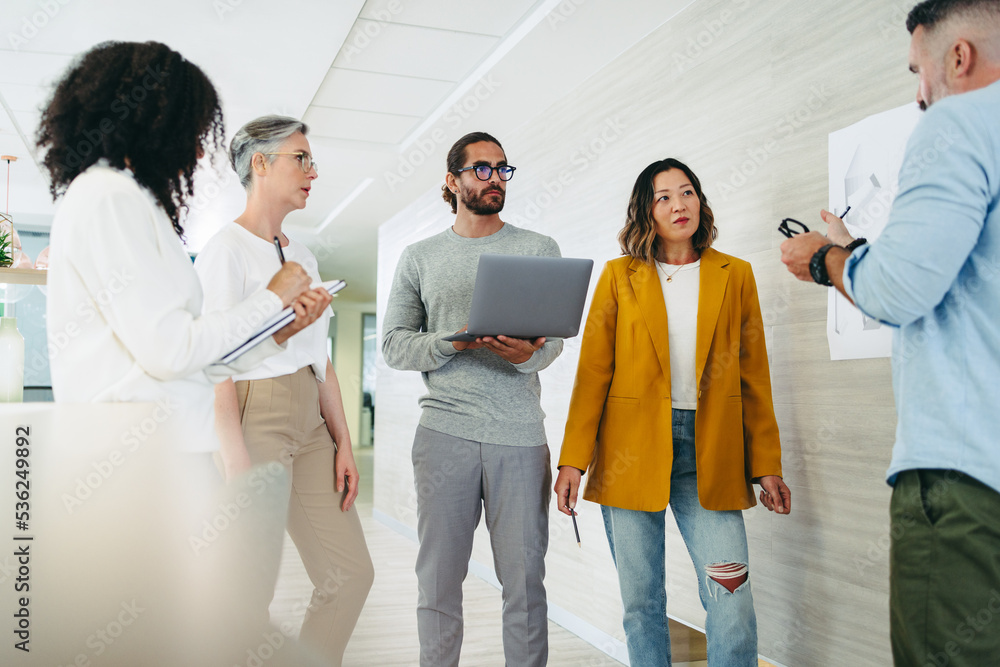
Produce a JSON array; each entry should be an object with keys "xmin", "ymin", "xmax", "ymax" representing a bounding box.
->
[{"xmin": 0, "ymin": 0, "xmax": 697, "ymax": 302}]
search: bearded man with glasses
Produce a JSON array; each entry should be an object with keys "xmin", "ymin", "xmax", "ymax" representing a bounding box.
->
[{"xmin": 383, "ymin": 131, "xmax": 562, "ymax": 667}]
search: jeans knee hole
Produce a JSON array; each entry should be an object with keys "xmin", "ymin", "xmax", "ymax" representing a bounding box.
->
[{"xmin": 705, "ymin": 562, "xmax": 749, "ymax": 595}]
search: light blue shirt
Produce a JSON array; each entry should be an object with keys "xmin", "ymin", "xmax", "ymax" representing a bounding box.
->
[{"xmin": 843, "ymin": 79, "xmax": 1000, "ymax": 493}]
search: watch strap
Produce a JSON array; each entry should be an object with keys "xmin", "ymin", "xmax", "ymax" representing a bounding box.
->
[{"xmin": 809, "ymin": 244, "xmax": 836, "ymax": 287}]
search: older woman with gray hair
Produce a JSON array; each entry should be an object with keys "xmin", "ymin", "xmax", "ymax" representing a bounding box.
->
[{"xmin": 195, "ymin": 115, "xmax": 373, "ymax": 665}]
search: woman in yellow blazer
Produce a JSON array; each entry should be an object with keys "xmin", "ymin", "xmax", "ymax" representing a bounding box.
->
[{"xmin": 555, "ymin": 158, "xmax": 791, "ymax": 667}]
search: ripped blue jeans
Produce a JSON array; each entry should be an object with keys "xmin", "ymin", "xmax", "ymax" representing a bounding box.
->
[{"xmin": 601, "ymin": 408, "xmax": 757, "ymax": 667}]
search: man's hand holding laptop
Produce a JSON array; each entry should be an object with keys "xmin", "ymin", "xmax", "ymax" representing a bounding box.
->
[
  {"xmin": 450, "ymin": 325, "xmax": 484, "ymax": 352},
  {"xmin": 480, "ymin": 335, "xmax": 545, "ymax": 364},
  {"xmin": 451, "ymin": 325, "xmax": 546, "ymax": 364},
  {"xmin": 451, "ymin": 325, "xmax": 545, "ymax": 364}
]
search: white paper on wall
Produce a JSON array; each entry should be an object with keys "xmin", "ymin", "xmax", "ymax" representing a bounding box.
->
[{"xmin": 827, "ymin": 103, "xmax": 922, "ymax": 360}]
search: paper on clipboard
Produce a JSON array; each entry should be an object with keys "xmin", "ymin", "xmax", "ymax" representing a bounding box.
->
[{"xmin": 218, "ymin": 280, "xmax": 346, "ymax": 364}]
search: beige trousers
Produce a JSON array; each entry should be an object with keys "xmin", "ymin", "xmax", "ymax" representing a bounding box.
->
[{"xmin": 235, "ymin": 366, "xmax": 374, "ymax": 666}]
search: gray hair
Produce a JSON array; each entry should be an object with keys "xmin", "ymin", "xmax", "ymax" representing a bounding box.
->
[{"xmin": 229, "ymin": 115, "xmax": 309, "ymax": 190}]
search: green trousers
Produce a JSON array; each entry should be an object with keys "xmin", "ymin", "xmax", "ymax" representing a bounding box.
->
[{"xmin": 890, "ymin": 469, "xmax": 1000, "ymax": 666}]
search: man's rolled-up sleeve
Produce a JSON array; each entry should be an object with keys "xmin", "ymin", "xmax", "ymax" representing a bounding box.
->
[{"xmin": 843, "ymin": 103, "xmax": 991, "ymax": 328}]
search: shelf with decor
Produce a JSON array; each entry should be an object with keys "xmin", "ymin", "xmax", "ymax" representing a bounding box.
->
[{"xmin": 0, "ymin": 267, "xmax": 47, "ymax": 285}]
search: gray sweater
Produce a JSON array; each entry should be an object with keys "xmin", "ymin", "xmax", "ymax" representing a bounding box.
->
[{"xmin": 382, "ymin": 223, "xmax": 563, "ymax": 447}]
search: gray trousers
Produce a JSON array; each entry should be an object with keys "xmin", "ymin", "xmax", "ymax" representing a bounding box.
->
[{"xmin": 411, "ymin": 425, "xmax": 551, "ymax": 667}]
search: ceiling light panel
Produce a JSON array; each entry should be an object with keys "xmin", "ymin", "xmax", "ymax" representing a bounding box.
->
[
  {"xmin": 332, "ymin": 21, "xmax": 497, "ymax": 80},
  {"xmin": 303, "ymin": 107, "xmax": 420, "ymax": 144},
  {"xmin": 359, "ymin": 0, "xmax": 542, "ymax": 36},
  {"xmin": 5, "ymin": 106, "xmax": 39, "ymax": 141},
  {"xmin": 0, "ymin": 84, "xmax": 50, "ymax": 115},
  {"xmin": 312, "ymin": 69, "xmax": 452, "ymax": 117},
  {"xmin": 0, "ymin": 51, "xmax": 74, "ymax": 87}
]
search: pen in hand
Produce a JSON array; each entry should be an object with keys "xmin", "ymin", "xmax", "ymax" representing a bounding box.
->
[
  {"xmin": 569, "ymin": 505, "xmax": 581, "ymax": 548},
  {"xmin": 274, "ymin": 235, "xmax": 286, "ymax": 264}
]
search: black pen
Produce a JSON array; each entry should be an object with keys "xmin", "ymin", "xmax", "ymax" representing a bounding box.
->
[
  {"xmin": 273, "ymin": 236, "xmax": 285, "ymax": 264},
  {"xmin": 570, "ymin": 507, "xmax": 581, "ymax": 548}
]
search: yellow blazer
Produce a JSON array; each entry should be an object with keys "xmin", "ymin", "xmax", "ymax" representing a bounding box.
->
[{"xmin": 558, "ymin": 248, "xmax": 782, "ymax": 511}]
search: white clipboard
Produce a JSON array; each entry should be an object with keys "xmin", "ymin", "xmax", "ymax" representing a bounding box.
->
[{"xmin": 218, "ymin": 280, "xmax": 346, "ymax": 364}]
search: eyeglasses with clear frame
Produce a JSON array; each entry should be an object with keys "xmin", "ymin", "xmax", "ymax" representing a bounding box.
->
[
  {"xmin": 455, "ymin": 164, "xmax": 516, "ymax": 181},
  {"xmin": 263, "ymin": 151, "xmax": 317, "ymax": 173}
]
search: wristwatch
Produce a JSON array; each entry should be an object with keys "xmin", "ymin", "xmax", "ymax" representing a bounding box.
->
[
  {"xmin": 845, "ymin": 237, "xmax": 868, "ymax": 251},
  {"xmin": 809, "ymin": 244, "xmax": 836, "ymax": 286}
]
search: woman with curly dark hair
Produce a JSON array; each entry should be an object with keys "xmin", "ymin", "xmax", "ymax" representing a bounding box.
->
[{"xmin": 39, "ymin": 41, "xmax": 331, "ymax": 459}]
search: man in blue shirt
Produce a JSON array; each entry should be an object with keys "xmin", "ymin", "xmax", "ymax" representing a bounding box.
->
[{"xmin": 781, "ymin": 0, "xmax": 1000, "ymax": 663}]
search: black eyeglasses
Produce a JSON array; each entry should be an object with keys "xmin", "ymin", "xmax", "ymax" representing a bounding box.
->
[
  {"xmin": 456, "ymin": 165, "xmax": 516, "ymax": 181},
  {"xmin": 778, "ymin": 218, "xmax": 810, "ymax": 238},
  {"xmin": 264, "ymin": 151, "xmax": 317, "ymax": 173}
]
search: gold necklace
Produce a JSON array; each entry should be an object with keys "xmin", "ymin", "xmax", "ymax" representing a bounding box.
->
[{"xmin": 657, "ymin": 262, "xmax": 685, "ymax": 283}]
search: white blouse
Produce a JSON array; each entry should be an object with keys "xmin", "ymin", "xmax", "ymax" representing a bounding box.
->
[
  {"xmin": 47, "ymin": 165, "xmax": 285, "ymax": 452},
  {"xmin": 194, "ymin": 222, "xmax": 331, "ymax": 382},
  {"xmin": 656, "ymin": 259, "xmax": 701, "ymax": 410}
]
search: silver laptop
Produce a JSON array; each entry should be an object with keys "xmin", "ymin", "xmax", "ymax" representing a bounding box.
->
[{"xmin": 443, "ymin": 254, "xmax": 594, "ymax": 343}]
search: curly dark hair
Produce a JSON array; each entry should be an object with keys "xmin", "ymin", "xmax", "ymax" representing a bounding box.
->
[
  {"xmin": 619, "ymin": 158, "xmax": 717, "ymax": 264},
  {"xmin": 36, "ymin": 41, "xmax": 225, "ymax": 236}
]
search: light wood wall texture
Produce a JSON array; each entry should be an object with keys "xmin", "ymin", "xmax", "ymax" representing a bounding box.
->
[{"xmin": 374, "ymin": 1, "xmax": 915, "ymax": 664}]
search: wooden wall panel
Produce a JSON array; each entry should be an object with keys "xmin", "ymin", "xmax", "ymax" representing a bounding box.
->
[{"xmin": 375, "ymin": 1, "xmax": 915, "ymax": 663}]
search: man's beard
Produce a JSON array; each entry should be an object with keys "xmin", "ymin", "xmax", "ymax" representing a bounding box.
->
[{"xmin": 461, "ymin": 186, "xmax": 505, "ymax": 215}]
